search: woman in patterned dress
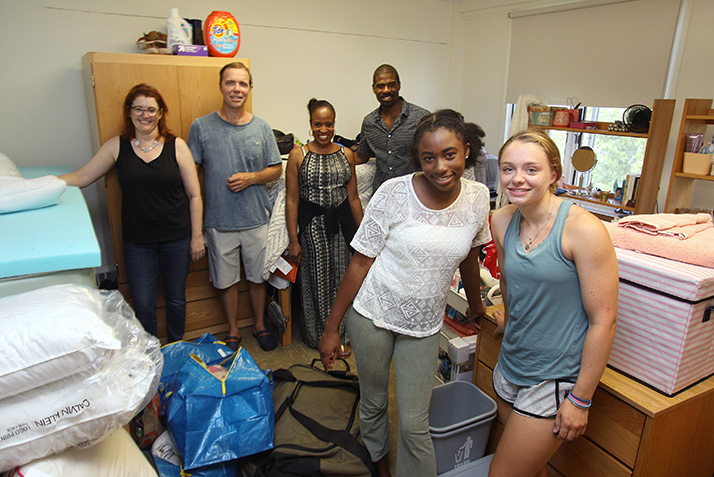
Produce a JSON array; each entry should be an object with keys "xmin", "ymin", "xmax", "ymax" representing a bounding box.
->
[
  {"xmin": 319, "ymin": 109, "xmax": 491, "ymax": 477},
  {"xmin": 285, "ymin": 98, "xmax": 363, "ymax": 348}
]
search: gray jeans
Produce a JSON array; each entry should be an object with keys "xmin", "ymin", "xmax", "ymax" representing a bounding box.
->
[{"xmin": 347, "ymin": 307, "xmax": 439, "ymax": 477}]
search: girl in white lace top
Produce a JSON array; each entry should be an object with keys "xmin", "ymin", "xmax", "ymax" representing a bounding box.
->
[{"xmin": 319, "ymin": 110, "xmax": 491, "ymax": 477}]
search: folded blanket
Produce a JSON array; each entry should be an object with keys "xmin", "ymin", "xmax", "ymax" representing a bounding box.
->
[
  {"xmin": 605, "ymin": 221, "xmax": 714, "ymax": 268},
  {"xmin": 617, "ymin": 213, "xmax": 713, "ymax": 239},
  {"xmin": 261, "ymin": 160, "xmax": 377, "ymax": 284}
]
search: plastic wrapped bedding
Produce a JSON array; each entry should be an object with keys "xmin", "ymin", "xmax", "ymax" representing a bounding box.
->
[
  {"xmin": 0, "ymin": 285, "xmax": 121, "ymax": 399},
  {"xmin": 0, "ymin": 285, "xmax": 163, "ymax": 472}
]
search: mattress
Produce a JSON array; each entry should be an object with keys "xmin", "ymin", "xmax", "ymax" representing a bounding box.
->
[
  {"xmin": 0, "ymin": 167, "xmax": 101, "ymax": 279},
  {"xmin": 609, "ymin": 247, "xmax": 714, "ymax": 395}
]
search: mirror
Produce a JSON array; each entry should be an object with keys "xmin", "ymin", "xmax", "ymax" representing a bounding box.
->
[
  {"xmin": 572, "ymin": 146, "xmax": 596, "ymax": 172},
  {"xmin": 571, "ymin": 146, "xmax": 596, "ymax": 195}
]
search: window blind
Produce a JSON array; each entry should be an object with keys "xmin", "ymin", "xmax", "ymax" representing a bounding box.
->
[{"xmin": 505, "ymin": 0, "xmax": 681, "ymax": 108}]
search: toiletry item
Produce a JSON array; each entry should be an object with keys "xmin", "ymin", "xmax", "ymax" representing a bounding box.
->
[
  {"xmin": 204, "ymin": 11, "xmax": 240, "ymax": 58},
  {"xmin": 167, "ymin": 8, "xmax": 192, "ymax": 53},
  {"xmin": 186, "ymin": 19, "xmax": 204, "ymax": 45}
]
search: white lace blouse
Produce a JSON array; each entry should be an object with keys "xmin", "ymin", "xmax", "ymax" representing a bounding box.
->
[{"xmin": 351, "ymin": 174, "xmax": 491, "ymax": 337}]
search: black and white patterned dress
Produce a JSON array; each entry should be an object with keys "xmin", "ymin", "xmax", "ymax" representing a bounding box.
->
[{"xmin": 297, "ymin": 146, "xmax": 355, "ymax": 348}]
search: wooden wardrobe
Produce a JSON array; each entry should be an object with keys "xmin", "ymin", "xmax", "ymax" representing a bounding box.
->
[{"xmin": 82, "ymin": 52, "xmax": 270, "ymax": 343}]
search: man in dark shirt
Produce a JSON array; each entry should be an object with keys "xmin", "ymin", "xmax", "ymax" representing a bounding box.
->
[{"xmin": 354, "ymin": 64, "xmax": 429, "ymax": 193}]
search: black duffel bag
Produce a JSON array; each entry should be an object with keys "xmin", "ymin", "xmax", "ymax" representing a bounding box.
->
[
  {"xmin": 251, "ymin": 359, "xmax": 376, "ymax": 477},
  {"xmin": 273, "ymin": 129, "xmax": 295, "ymax": 155}
]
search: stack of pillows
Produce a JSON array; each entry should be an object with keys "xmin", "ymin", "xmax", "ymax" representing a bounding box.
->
[{"xmin": 0, "ymin": 284, "xmax": 163, "ymax": 472}]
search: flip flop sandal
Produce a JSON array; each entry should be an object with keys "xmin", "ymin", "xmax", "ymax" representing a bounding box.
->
[
  {"xmin": 223, "ymin": 335, "xmax": 242, "ymax": 351},
  {"xmin": 253, "ymin": 329, "xmax": 278, "ymax": 351}
]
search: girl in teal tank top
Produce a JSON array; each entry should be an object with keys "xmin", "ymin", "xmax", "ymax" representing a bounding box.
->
[{"xmin": 488, "ymin": 130, "xmax": 618, "ymax": 476}]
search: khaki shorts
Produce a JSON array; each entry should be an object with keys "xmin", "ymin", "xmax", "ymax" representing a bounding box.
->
[
  {"xmin": 204, "ymin": 225, "xmax": 268, "ymax": 289},
  {"xmin": 492, "ymin": 362, "xmax": 575, "ymax": 418}
]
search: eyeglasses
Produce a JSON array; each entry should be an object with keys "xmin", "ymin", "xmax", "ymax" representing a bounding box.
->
[{"xmin": 131, "ymin": 106, "xmax": 160, "ymax": 117}]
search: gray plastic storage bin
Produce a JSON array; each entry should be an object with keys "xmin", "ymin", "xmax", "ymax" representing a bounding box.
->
[
  {"xmin": 429, "ymin": 381, "xmax": 497, "ymax": 475},
  {"xmin": 438, "ymin": 453, "xmax": 493, "ymax": 476}
]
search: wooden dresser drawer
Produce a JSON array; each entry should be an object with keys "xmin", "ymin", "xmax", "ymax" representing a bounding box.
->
[
  {"xmin": 550, "ymin": 434, "xmax": 632, "ymax": 477},
  {"xmin": 477, "ymin": 318, "xmax": 502, "ymax": 370},
  {"xmin": 475, "ymin": 360, "xmax": 642, "ymax": 475},
  {"xmin": 586, "ymin": 387, "xmax": 644, "ymax": 468}
]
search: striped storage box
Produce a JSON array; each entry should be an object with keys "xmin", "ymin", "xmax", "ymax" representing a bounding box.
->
[{"xmin": 609, "ymin": 248, "xmax": 714, "ymax": 395}]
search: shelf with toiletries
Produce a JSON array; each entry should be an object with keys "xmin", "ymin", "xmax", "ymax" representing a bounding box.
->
[
  {"xmin": 531, "ymin": 123, "xmax": 648, "ymax": 138},
  {"xmin": 664, "ymin": 99, "xmax": 714, "ymax": 213}
]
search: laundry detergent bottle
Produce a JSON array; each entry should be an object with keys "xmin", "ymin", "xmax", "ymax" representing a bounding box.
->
[
  {"xmin": 204, "ymin": 11, "xmax": 240, "ymax": 57},
  {"xmin": 166, "ymin": 8, "xmax": 192, "ymax": 53}
]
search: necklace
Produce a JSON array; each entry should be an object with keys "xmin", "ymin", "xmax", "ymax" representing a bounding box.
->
[
  {"xmin": 521, "ymin": 199, "xmax": 555, "ymax": 251},
  {"xmin": 133, "ymin": 138, "xmax": 160, "ymax": 153}
]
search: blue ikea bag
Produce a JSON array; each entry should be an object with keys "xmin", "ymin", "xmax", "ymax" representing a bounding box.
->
[
  {"xmin": 152, "ymin": 429, "xmax": 240, "ymax": 477},
  {"xmin": 159, "ymin": 333, "xmax": 234, "ymax": 413},
  {"xmin": 166, "ymin": 349, "xmax": 274, "ymax": 470},
  {"xmin": 160, "ymin": 332, "xmax": 234, "ymax": 386}
]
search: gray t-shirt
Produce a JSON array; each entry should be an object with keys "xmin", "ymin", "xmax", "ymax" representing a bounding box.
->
[{"xmin": 188, "ymin": 112, "xmax": 281, "ymax": 231}]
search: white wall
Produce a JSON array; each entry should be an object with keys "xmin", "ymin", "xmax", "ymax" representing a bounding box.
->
[
  {"xmin": 665, "ymin": 0, "xmax": 714, "ymax": 209},
  {"xmin": 3, "ymin": 0, "xmax": 710, "ymax": 274},
  {"xmin": 0, "ymin": 0, "xmax": 459, "ymax": 272}
]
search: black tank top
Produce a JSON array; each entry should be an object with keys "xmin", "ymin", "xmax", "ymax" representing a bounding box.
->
[{"xmin": 116, "ymin": 137, "xmax": 190, "ymax": 244}]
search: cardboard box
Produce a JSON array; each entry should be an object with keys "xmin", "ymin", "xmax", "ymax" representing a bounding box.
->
[
  {"xmin": 174, "ymin": 45, "xmax": 208, "ymax": 56},
  {"xmin": 682, "ymin": 152, "xmax": 712, "ymax": 175},
  {"xmin": 570, "ymin": 121, "xmax": 599, "ymax": 130}
]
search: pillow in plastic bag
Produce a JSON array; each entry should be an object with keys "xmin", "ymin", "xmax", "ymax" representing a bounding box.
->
[
  {"xmin": 0, "ymin": 285, "xmax": 121, "ymax": 400},
  {"xmin": 0, "ymin": 285, "xmax": 163, "ymax": 472}
]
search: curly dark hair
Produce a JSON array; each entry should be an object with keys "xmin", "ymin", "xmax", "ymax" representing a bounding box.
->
[
  {"xmin": 307, "ymin": 98, "xmax": 335, "ymax": 120},
  {"xmin": 464, "ymin": 122, "xmax": 485, "ymax": 162},
  {"xmin": 408, "ymin": 109, "xmax": 477, "ymax": 170}
]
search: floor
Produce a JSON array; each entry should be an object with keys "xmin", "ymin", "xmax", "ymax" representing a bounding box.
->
[{"xmin": 223, "ymin": 322, "xmax": 399, "ymax": 475}]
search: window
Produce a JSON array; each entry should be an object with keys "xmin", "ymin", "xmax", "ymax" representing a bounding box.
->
[{"xmin": 506, "ymin": 104, "xmax": 647, "ymax": 197}]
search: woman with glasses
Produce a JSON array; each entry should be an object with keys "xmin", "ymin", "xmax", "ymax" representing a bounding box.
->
[{"xmin": 60, "ymin": 83, "xmax": 204, "ymax": 343}]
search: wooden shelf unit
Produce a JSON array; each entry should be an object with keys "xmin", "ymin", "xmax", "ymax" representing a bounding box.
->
[
  {"xmin": 474, "ymin": 305, "xmax": 714, "ymax": 477},
  {"xmin": 531, "ymin": 99, "xmax": 675, "ymax": 215},
  {"xmin": 664, "ymin": 98, "xmax": 714, "ymax": 212}
]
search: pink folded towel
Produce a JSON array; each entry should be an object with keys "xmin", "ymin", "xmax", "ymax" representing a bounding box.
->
[
  {"xmin": 618, "ymin": 213, "xmax": 713, "ymax": 239},
  {"xmin": 605, "ymin": 221, "xmax": 714, "ymax": 268}
]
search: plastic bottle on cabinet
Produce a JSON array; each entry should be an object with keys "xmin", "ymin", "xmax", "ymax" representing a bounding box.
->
[
  {"xmin": 204, "ymin": 11, "xmax": 240, "ymax": 57},
  {"xmin": 167, "ymin": 8, "xmax": 192, "ymax": 53}
]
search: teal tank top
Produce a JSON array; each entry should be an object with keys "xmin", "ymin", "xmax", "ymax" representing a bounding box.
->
[{"xmin": 497, "ymin": 200, "xmax": 588, "ymax": 385}]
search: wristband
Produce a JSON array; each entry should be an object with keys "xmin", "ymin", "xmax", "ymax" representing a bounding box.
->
[{"xmin": 567, "ymin": 392, "xmax": 592, "ymax": 409}]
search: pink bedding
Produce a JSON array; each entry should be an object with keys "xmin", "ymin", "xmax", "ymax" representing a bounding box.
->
[{"xmin": 605, "ymin": 214, "xmax": 714, "ymax": 268}]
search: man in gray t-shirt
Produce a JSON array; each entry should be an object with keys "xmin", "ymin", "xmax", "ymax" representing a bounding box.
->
[
  {"xmin": 188, "ymin": 62, "xmax": 282, "ymax": 352},
  {"xmin": 354, "ymin": 64, "xmax": 429, "ymax": 193}
]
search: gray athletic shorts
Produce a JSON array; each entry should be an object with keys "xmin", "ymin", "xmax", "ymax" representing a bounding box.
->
[
  {"xmin": 204, "ymin": 225, "xmax": 268, "ymax": 289},
  {"xmin": 492, "ymin": 362, "xmax": 575, "ymax": 418}
]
